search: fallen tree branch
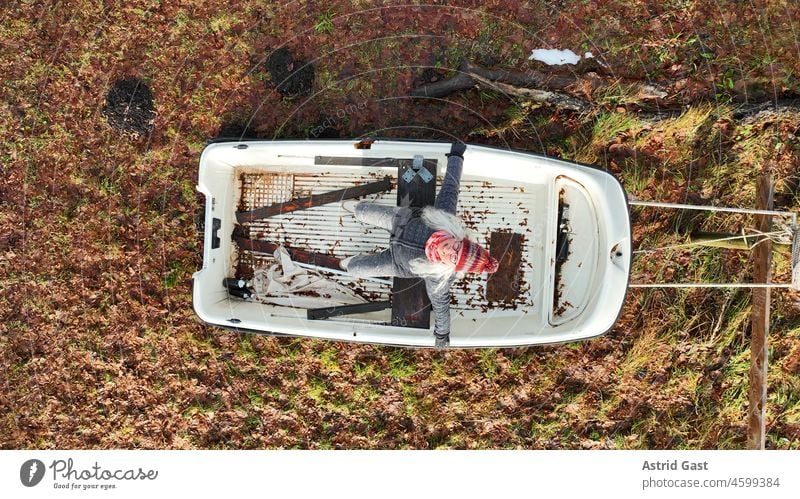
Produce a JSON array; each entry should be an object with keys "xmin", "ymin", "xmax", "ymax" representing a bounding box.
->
[
  {"xmin": 462, "ymin": 60, "xmax": 578, "ymax": 93},
  {"xmin": 469, "ymin": 72, "xmax": 590, "ymax": 112},
  {"xmin": 411, "ymin": 60, "xmax": 669, "ymax": 112},
  {"xmin": 411, "ymin": 71, "xmax": 476, "ymax": 98}
]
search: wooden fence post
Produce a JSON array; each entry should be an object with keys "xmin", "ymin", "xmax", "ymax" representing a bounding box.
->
[{"xmin": 747, "ymin": 175, "xmax": 773, "ymax": 449}]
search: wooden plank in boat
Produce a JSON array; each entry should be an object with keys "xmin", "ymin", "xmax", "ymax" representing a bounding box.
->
[
  {"xmin": 391, "ymin": 158, "xmax": 437, "ymax": 329},
  {"xmin": 314, "ymin": 156, "xmax": 437, "ymax": 171},
  {"xmin": 307, "ymin": 301, "xmax": 392, "ymax": 320},
  {"xmin": 314, "ymin": 156, "xmax": 397, "ymax": 167}
]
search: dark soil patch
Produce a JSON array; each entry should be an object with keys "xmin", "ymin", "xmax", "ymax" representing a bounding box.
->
[
  {"xmin": 266, "ymin": 47, "xmax": 314, "ymax": 97},
  {"xmin": 307, "ymin": 114, "xmax": 340, "ymax": 139},
  {"xmin": 101, "ymin": 77, "xmax": 156, "ymax": 137},
  {"xmin": 216, "ymin": 116, "xmax": 259, "ymax": 140}
]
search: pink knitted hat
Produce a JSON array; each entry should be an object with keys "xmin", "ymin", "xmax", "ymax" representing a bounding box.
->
[{"xmin": 425, "ymin": 231, "xmax": 499, "ymax": 274}]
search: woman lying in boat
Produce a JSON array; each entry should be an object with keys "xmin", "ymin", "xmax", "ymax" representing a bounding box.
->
[{"xmin": 340, "ymin": 142, "xmax": 500, "ymax": 349}]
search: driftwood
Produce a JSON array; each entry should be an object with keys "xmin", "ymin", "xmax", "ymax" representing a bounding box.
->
[{"xmin": 411, "ymin": 60, "xmax": 668, "ymax": 112}]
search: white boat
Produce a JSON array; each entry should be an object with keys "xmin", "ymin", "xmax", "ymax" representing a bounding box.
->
[{"xmin": 192, "ymin": 139, "xmax": 631, "ymax": 348}]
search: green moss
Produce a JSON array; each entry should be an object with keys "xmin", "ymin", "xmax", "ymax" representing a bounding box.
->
[
  {"xmin": 478, "ymin": 349, "xmax": 499, "ymax": 378},
  {"xmin": 319, "ymin": 347, "xmax": 341, "ymax": 373},
  {"xmin": 314, "ymin": 11, "xmax": 335, "ymax": 34},
  {"xmin": 386, "ymin": 350, "xmax": 416, "ymax": 379}
]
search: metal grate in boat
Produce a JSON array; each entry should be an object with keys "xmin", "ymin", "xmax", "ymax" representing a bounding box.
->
[{"xmin": 236, "ymin": 171, "xmax": 535, "ymax": 311}]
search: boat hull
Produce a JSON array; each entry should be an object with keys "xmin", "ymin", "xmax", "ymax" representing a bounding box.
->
[{"xmin": 192, "ymin": 139, "xmax": 631, "ymax": 348}]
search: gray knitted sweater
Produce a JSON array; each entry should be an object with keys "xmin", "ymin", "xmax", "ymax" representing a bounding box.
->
[{"xmin": 387, "ymin": 155, "xmax": 463, "ymax": 338}]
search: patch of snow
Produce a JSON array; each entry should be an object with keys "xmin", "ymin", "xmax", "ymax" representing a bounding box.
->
[{"xmin": 528, "ymin": 48, "xmax": 591, "ymax": 65}]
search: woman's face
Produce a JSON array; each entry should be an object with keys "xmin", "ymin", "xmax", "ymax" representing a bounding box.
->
[{"xmin": 435, "ymin": 238, "xmax": 462, "ymax": 266}]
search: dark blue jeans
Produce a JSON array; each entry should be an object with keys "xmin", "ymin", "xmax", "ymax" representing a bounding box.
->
[{"xmin": 345, "ymin": 202, "xmax": 399, "ymax": 277}]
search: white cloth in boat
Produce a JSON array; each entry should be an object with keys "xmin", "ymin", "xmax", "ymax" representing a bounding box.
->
[{"xmin": 252, "ymin": 246, "xmax": 367, "ymax": 308}]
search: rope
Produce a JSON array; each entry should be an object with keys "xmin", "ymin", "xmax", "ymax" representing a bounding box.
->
[
  {"xmin": 629, "ymin": 209, "xmax": 799, "ymax": 289},
  {"xmin": 292, "ymin": 261, "xmax": 392, "ymax": 285},
  {"xmin": 628, "ymin": 199, "xmax": 798, "ymax": 227},
  {"xmin": 340, "ymin": 200, "xmax": 358, "ymax": 214},
  {"xmin": 633, "ymin": 228, "xmax": 791, "ymax": 254},
  {"xmin": 624, "ymin": 198, "xmax": 800, "ymax": 290}
]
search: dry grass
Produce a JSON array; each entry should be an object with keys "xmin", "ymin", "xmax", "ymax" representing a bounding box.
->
[{"xmin": 1, "ymin": 0, "xmax": 800, "ymax": 450}]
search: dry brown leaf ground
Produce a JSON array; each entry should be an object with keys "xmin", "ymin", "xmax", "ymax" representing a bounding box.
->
[{"xmin": 1, "ymin": 0, "xmax": 799, "ymax": 449}]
